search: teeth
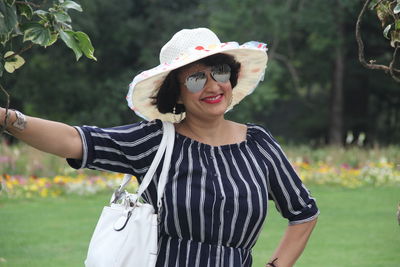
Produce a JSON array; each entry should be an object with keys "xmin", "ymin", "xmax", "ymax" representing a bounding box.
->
[{"xmin": 205, "ymin": 95, "xmax": 221, "ymax": 101}]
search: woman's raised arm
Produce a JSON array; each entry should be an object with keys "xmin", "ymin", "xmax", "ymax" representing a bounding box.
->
[{"xmin": 1, "ymin": 108, "xmax": 83, "ymax": 159}]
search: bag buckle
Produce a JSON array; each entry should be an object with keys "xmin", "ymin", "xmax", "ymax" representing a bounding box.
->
[{"xmin": 110, "ymin": 186, "xmax": 126, "ymax": 204}]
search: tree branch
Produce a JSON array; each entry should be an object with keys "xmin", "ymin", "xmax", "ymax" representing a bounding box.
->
[
  {"xmin": 4, "ymin": 43, "xmax": 35, "ymax": 60},
  {"xmin": 15, "ymin": 1, "xmax": 41, "ymax": 8},
  {"xmin": 0, "ymin": 84, "xmax": 10, "ymax": 135},
  {"xmin": 356, "ymin": 0, "xmax": 400, "ymax": 76},
  {"xmin": 389, "ymin": 46, "xmax": 400, "ymax": 82}
]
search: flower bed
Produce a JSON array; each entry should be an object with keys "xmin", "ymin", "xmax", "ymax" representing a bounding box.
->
[
  {"xmin": 1, "ymin": 143, "xmax": 399, "ymax": 198},
  {"xmin": 0, "ymin": 173, "xmax": 138, "ymax": 198},
  {"xmin": 1, "ymin": 159, "xmax": 399, "ymax": 198},
  {"xmin": 293, "ymin": 159, "xmax": 400, "ymax": 188}
]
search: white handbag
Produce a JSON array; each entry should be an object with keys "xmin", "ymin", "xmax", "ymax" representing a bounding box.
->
[{"xmin": 84, "ymin": 121, "xmax": 175, "ymax": 267}]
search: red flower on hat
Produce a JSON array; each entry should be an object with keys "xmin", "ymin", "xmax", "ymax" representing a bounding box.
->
[{"xmin": 195, "ymin": 46, "xmax": 204, "ymax": 50}]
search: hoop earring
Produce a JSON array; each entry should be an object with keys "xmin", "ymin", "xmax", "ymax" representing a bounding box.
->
[{"xmin": 173, "ymin": 111, "xmax": 184, "ymax": 123}]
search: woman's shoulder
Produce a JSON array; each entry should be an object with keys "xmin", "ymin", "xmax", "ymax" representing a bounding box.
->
[{"xmin": 246, "ymin": 122, "xmax": 273, "ymax": 138}]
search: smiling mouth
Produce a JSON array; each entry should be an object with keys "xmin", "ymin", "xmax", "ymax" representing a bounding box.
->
[{"xmin": 201, "ymin": 94, "xmax": 223, "ymax": 104}]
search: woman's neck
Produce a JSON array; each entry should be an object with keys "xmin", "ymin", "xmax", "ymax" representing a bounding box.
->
[{"xmin": 176, "ymin": 115, "xmax": 246, "ymax": 146}]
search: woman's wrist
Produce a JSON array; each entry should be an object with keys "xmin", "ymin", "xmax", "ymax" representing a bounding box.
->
[
  {"xmin": 0, "ymin": 108, "xmax": 20, "ymax": 131},
  {"xmin": 266, "ymin": 258, "xmax": 278, "ymax": 267}
]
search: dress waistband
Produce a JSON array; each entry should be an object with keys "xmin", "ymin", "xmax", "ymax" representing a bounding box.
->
[{"xmin": 159, "ymin": 234, "xmax": 252, "ymax": 254}]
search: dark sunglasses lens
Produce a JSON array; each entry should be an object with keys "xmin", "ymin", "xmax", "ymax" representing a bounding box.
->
[
  {"xmin": 185, "ymin": 72, "xmax": 207, "ymax": 93},
  {"xmin": 211, "ymin": 64, "xmax": 231, "ymax": 83}
]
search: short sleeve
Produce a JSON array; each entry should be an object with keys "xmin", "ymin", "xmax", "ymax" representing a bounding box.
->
[
  {"xmin": 66, "ymin": 119, "xmax": 163, "ymax": 177},
  {"xmin": 251, "ymin": 125, "xmax": 319, "ymax": 225}
]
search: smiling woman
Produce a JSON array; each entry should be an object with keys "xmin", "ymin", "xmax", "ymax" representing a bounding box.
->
[{"xmin": 0, "ymin": 27, "xmax": 318, "ymax": 267}]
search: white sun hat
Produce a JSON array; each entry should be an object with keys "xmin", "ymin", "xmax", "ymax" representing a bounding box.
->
[{"xmin": 126, "ymin": 27, "xmax": 268, "ymax": 122}]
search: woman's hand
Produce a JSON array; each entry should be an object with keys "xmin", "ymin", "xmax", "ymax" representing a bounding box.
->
[{"xmin": 1, "ymin": 107, "xmax": 83, "ymax": 159}]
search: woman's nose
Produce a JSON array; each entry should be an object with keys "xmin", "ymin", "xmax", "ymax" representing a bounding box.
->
[{"xmin": 203, "ymin": 73, "xmax": 220, "ymax": 91}]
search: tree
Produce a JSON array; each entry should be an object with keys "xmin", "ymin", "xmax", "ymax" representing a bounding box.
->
[
  {"xmin": 3, "ymin": 0, "xmax": 211, "ymax": 127},
  {"xmin": 356, "ymin": 0, "xmax": 400, "ymax": 82},
  {"xmin": 2, "ymin": 0, "xmax": 399, "ymax": 144},
  {"xmin": 208, "ymin": 0, "xmax": 362, "ymax": 145},
  {"xmin": 0, "ymin": 0, "xmax": 95, "ymax": 130}
]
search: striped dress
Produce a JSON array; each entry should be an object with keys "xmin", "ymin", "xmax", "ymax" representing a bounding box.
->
[{"xmin": 68, "ymin": 119, "xmax": 319, "ymax": 267}]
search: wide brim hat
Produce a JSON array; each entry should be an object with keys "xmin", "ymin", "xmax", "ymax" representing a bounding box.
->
[{"xmin": 127, "ymin": 27, "xmax": 268, "ymax": 122}]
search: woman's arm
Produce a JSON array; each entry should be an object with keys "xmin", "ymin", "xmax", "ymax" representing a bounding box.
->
[
  {"xmin": 267, "ymin": 218, "xmax": 318, "ymax": 267},
  {"xmin": 1, "ymin": 108, "xmax": 83, "ymax": 159}
]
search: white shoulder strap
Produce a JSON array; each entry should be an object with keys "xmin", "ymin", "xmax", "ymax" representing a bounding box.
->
[
  {"xmin": 111, "ymin": 121, "xmax": 174, "ymax": 205},
  {"xmin": 156, "ymin": 121, "xmax": 175, "ymax": 209}
]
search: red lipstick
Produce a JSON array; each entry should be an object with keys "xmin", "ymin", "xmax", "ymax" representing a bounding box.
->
[{"xmin": 202, "ymin": 94, "xmax": 223, "ymax": 104}]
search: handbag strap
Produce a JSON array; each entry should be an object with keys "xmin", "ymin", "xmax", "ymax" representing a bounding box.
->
[
  {"xmin": 110, "ymin": 121, "xmax": 174, "ymax": 207},
  {"xmin": 156, "ymin": 121, "xmax": 175, "ymax": 209}
]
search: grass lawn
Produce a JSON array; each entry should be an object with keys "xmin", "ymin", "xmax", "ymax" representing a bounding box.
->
[{"xmin": 0, "ymin": 185, "xmax": 399, "ymax": 266}]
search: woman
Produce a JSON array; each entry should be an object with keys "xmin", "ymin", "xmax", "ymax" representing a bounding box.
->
[{"xmin": 0, "ymin": 28, "xmax": 318, "ymax": 267}]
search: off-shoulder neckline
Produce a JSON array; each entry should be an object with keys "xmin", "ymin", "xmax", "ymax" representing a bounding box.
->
[{"xmin": 173, "ymin": 123, "xmax": 261, "ymax": 150}]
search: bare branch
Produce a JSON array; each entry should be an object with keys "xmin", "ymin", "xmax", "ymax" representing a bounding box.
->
[
  {"xmin": 389, "ymin": 46, "xmax": 400, "ymax": 82},
  {"xmin": 0, "ymin": 84, "xmax": 10, "ymax": 135},
  {"xmin": 356, "ymin": 0, "xmax": 400, "ymax": 75}
]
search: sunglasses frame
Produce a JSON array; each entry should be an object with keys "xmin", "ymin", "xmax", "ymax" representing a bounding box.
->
[{"xmin": 184, "ymin": 64, "xmax": 231, "ymax": 93}]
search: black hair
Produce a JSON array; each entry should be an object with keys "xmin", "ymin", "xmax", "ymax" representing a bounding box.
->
[{"xmin": 151, "ymin": 53, "xmax": 241, "ymax": 115}]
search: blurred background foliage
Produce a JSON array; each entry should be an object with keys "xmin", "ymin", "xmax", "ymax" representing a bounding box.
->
[{"xmin": 1, "ymin": 0, "xmax": 400, "ymax": 145}]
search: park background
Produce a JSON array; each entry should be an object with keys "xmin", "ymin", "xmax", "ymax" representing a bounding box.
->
[{"xmin": 0, "ymin": 0, "xmax": 399, "ymax": 266}]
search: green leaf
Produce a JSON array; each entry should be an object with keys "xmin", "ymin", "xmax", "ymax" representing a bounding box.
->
[
  {"xmin": 396, "ymin": 20, "xmax": 400, "ymax": 30},
  {"xmin": 61, "ymin": 1, "xmax": 83, "ymax": 12},
  {"xmin": 53, "ymin": 12, "xmax": 71, "ymax": 23},
  {"xmin": 0, "ymin": 1, "xmax": 18, "ymax": 35},
  {"xmin": 34, "ymin": 10, "xmax": 49, "ymax": 20},
  {"xmin": 390, "ymin": 30, "xmax": 400, "ymax": 47},
  {"xmin": 73, "ymin": 31, "xmax": 97, "ymax": 60},
  {"xmin": 369, "ymin": 0, "xmax": 380, "ymax": 10},
  {"xmin": 5, "ymin": 0, "xmax": 15, "ymax": 6},
  {"xmin": 376, "ymin": 2, "xmax": 391, "ymax": 28},
  {"xmin": 45, "ymin": 33, "xmax": 58, "ymax": 47},
  {"xmin": 0, "ymin": 33, "xmax": 10, "ymax": 46},
  {"xmin": 394, "ymin": 3, "xmax": 400, "ymax": 14},
  {"xmin": 16, "ymin": 1, "xmax": 33, "ymax": 19},
  {"xmin": 383, "ymin": 24, "xmax": 392, "ymax": 39},
  {"xmin": 60, "ymin": 30, "xmax": 82, "ymax": 60},
  {"xmin": 4, "ymin": 51, "xmax": 25, "ymax": 73},
  {"xmin": 369, "ymin": 1, "xmax": 376, "ymax": 10},
  {"xmin": 23, "ymin": 22, "xmax": 51, "ymax": 46}
]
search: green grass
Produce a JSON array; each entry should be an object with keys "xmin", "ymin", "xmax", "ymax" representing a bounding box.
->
[
  {"xmin": 0, "ymin": 186, "xmax": 399, "ymax": 267},
  {"xmin": 253, "ymin": 185, "xmax": 400, "ymax": 267}
]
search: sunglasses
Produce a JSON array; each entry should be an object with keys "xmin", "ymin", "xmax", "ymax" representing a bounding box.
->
[{"xmin": 184, "ymin": 64, "xmax": 231, "ymax": 93}]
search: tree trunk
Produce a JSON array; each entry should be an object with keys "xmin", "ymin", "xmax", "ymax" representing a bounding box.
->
[{"xmin": 328, "ymin": 4, "xmax": 345, "ymax": 145}]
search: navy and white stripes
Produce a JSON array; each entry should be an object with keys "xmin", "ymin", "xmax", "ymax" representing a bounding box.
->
[{"xmin": 67, "ymin": 119, "xmax": 319, "ymax": 267}]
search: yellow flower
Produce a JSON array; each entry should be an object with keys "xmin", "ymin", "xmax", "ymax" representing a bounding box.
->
[
  {"xmin": 29, "ymin": 184, "xmax": 39, "ymax": 192},
  {"xmin": 40, "ymin": 188, "xmax": 49, "ymax": 197}
]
